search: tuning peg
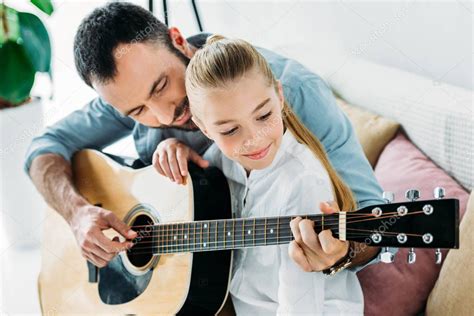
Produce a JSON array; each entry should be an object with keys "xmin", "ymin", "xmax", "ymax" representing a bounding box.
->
[
  {"xmin": 433, "ymin": 187, "xmax": 445, "ymax": 199},
  {"xmin": 407, "ymin": 248, "xmax": 416, "ymax": 264},
  {"xmin": 435, "ymin": 248, "xmax": 442, "ymax": 264},
  {"xmin": 379, "ymin": 247, "xmax": 395, "ymax": 263},
  {"xmin": 405, "ymin": 189, "xmax": 420, "ymax": 202},
  {"xmin": 383, "ymin": 191, "xmax": 395, "ymax": 204}
]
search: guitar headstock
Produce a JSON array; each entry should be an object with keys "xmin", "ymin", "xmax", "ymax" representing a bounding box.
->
[{"xmin": 345, "ymin": 187, "xmax": 459, "ymax": 264}]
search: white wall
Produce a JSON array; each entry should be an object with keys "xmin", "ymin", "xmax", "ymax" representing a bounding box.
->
[{"xmin": 172, "ymin": 0, "xmax": 473, "ymax": 91}]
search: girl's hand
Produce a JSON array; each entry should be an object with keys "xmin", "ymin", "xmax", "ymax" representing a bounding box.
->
[
  {"xmin": 288, "ymin": 201, "xmax": 350, "ymax": 272},
  {"xmin": 152, "ymin": 138, "xmax": 209, "ymax": 184}
]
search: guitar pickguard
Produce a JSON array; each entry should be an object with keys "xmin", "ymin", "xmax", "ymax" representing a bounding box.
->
[{"xmin": 98, "ymin": 254, "xmax": 154, "ymax": 305}]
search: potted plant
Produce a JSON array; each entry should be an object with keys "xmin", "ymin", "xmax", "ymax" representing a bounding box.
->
[{"xmin": 0, "ymin": 0, "xmax": 53, "ymax": 248}]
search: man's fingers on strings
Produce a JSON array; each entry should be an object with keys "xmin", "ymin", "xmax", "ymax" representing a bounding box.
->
[{"xmin": 95, "ymin": 232, "xmax": 132, "ymax": 254}]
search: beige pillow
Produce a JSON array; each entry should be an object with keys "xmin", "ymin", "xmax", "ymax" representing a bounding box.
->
[
  {"xmin": 426, "ymin": 191, "xmax": 474, "ymax": 315},
  {"xmin": 335, "ymin": 97, "xmax": 399, "ymax": 167}
]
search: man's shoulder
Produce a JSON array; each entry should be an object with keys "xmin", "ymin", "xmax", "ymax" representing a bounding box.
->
[{"xmin": 256, "ymin": 46, "xmax": 326, "ymax": 86}]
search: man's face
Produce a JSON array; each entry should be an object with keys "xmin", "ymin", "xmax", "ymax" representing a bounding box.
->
[{"xmin": 93, "ymin": 41, "xmax": 197, "ymax": 130}]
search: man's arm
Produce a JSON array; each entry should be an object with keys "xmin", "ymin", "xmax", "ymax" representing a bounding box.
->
[
  {"xmin": 24, "ymin": 97, "xmax": 135, "ymax": 175},
  {"xmin": 25, "ymin": 97, "xmax": 138, "ymax": 267}
]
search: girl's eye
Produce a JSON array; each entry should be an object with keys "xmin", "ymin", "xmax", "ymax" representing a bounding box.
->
[
  {"xmin": 258, "ymin": 111, "xmax": 272, "ymax": 121},
  {"xmin": 221, "ymin": 127, "xmax": 238, "ymax": 136}
]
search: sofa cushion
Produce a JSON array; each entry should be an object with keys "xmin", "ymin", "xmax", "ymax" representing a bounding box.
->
[
  {"xmin": 357, "ymin": 131, "xmax": 469, "ymax": 316},
  {"xmin": 426, "ymin": 190, "xmax": 474, "ymax": 315},
  {"xmin": 335, "ymin": 97, "xmax": 399, "ymax": 167}
]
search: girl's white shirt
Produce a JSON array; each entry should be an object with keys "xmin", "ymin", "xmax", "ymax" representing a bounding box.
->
[{"xmin": 203, "ymin": 128, "xmax": 364, "ymax": 316}]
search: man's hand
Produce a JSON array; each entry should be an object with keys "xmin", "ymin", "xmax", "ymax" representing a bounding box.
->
[
  {"xmin": 152, "ymin": 138, "xmax": 209, "ymax": 184},
  {"xmin": 288, "ymin": 201, "xmax": 349, "ymax": 272},
  {"xmin": 70, "ymin": 204, "xmax": 137, "ymax": 268}
]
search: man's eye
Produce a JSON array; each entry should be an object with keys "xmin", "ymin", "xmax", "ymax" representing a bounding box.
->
[
  {"xmin": 132, "ymin": 106, "xmax": 144, "ymax": 116},
  {"xmin": 258, "ymin": 111, "xmax": 272, "ymax": 121},
  {"xmin": 154, "ymin": 78, "xmax": 168, "ymax": 95},
  {"xmin": 221, "ymin": 127, "xmax": 238, "ymax": 136}
]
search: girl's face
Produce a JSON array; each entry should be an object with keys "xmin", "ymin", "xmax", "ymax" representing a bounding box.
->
[{"xmin": 189, "ymin": 68, "xmax": 285, "ymax": 172}]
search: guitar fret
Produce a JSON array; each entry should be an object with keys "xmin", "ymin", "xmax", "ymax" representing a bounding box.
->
[
  {"xmin": 178, "ymin": 223, "xmax": 182, "ymax": 253},
  {"xmin": 277, "ymin": 217, "xmax": 280, "ymax": 244},
  {"xmin": 206, "ymin": 222, "xmax": 210, "ymax": 249},
  {"xmin": 264, "ymin": 218, "xmax": 267, "ymax": 246},
  {"xmin": 223, "ymin": 220, "xmax": 227, "ymax": 249},
  {"xmin": 215, "ymin": 221, "xmax": 218, "ymax": 249},
  {"xmin": 186, "ymin": 222, "xmax": 189, "ymax": 252},
  {"xmin": 253, "ymin": 218, "xmax": 256, "ymax": 247}
]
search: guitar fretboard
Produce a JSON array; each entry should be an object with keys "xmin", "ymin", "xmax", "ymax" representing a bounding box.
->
[{"xmin": 131, "ymin": 214, "xmax": 339, "ymax": 255}]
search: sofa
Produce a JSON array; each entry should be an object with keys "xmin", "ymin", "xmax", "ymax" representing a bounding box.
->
[{"xmin": 335, "ymin": 97, "xmax": 472, "ymax": 315}]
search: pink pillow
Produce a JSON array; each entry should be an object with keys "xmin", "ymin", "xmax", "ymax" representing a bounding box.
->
[{"xmin": 357, "ymin": 131, "xmax": 469, "ymax": 316}]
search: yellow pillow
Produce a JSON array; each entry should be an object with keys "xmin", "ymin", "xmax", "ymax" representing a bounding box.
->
[
  {"xmin": 335, "ymin": 97, "xmax": 399, "ymax": 167},
  {"xmin": 426, "ymin": 191, "xmax": 474, "ymax": 315}
]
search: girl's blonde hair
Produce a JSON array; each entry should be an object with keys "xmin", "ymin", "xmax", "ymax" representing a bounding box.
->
[{"xmin": 186, "ymin": 35, "xmax": 357, "ymax": 212}]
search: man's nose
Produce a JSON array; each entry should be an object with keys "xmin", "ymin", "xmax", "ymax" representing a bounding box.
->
[{"xmin": 148, "ymin": 101, "xmax": 175, "ymax": 125}]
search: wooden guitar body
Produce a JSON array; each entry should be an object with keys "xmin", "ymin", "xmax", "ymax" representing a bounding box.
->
[{"xmin": 38, "ymin": 150, "xmax": 233, "ymax": 315}]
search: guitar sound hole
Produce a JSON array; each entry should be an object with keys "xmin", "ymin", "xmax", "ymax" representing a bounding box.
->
[{"xmin": 127, "ymin": 214, "xmax": 155, "ymax": 268}]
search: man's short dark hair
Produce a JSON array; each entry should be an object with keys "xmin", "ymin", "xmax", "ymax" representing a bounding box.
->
[{"xmin": 74, "ymin": 2, "xmax": 178, "ymax": 87}]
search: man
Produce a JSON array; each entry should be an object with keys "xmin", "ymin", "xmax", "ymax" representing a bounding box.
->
[{"xmin": 25, "ymin": 2, "xmax": 392, "ymax": 274}]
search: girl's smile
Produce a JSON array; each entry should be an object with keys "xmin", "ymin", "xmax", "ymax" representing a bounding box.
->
[{"xmin": 243, "ymin": 142, "xmax": 273, "ymax": 160}]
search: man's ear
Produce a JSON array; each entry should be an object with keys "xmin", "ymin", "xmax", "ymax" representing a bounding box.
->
[
  {"xmin": 169, "ymin": 27, "xmax": 194, "ymax": 58},
  {"xmin": 191, "ymin": 116, "xmax": 213, "ymax": 140}
]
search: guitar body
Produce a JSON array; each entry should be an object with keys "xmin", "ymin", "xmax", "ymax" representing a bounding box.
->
[{"xmin": 38, "ymin": 150, "xmax": 233, "ymax": 315}]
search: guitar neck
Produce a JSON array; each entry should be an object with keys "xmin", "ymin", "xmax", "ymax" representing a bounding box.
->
[
  {"xmin": 143, "ymin": 214, "xmax": 337, "ymax": 255},
  {"xmin": 127, "ymin": 197, "xmax": 459, "ymax": 256}
]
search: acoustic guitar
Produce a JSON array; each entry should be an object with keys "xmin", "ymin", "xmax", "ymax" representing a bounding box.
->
[{"xmin": 38, "ymin": 149, "xmax": 459, "ymax": 315}]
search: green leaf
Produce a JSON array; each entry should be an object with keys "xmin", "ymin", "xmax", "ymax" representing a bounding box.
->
[
  {"xmin": 0, "ymin": 5, "xmax": 21, "ymax": 44},
  {"xmin": 30, "ymin": 0, "xmax": 54, "ymax": 16},
  {"xmin": 0, "ymin": 41, "xmax": 36, "ymax": 104},
  {"xmin": 18, "ymin": 11, "xmax": 51, "ymax": 72}
]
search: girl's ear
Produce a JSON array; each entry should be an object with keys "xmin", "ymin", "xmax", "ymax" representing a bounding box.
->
[
  {"xmin": 276, "ymin": 80, "xmax": 285, "ymax": 111},
  {"xmin": 191, "ymin": 116, "xmax": 213, "ymax": 140}
]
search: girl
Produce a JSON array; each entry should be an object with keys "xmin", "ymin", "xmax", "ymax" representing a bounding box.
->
[{"xmin": 184, "ymin": 35, "xmax": 363, "ymax": 315}]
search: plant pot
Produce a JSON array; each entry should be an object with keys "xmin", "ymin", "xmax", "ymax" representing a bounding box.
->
[{"xmin": 0, "ymin": 97, "xmax": 46, "ymax": 249}]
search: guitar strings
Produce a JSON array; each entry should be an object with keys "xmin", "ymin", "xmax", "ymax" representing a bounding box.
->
[
  {"xmin": 125, "ymin": 211, "xmax": 425, "ymax": 242},
  {"xmin": 126, "ymin": 230, "xmax": 421, "ymax": 256},
  {"xmin": 128, "ymin": 228, "xmax": 421, "ymax": 252},
  {"xmin": 128, "ymin": 210, "xmax": 391, "ymax": 229},
  {"xmin": 129, "ymin": 226, "xmax": 421, "ymax": 249}
]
